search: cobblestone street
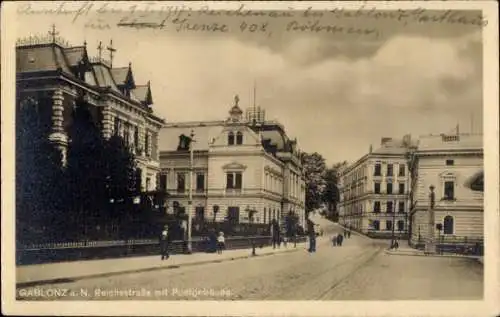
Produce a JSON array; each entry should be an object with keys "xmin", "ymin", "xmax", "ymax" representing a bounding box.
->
[{"xmin": 16, "ymin": 226, "xmax": 483, "ymax": 301}]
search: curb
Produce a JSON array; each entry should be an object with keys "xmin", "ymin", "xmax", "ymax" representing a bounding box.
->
[
  {"xmin": 17, "ymin": 245, "xmax": 306, "ymax": 288},
  {"xmin": 384, "ymin": 249, "xmax": 483, "ymax": 261}
]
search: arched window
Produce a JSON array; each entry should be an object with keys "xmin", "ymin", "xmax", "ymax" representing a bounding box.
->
[
  {"xmin": 443, "ymin": 215, "xmax": 454, "ymax": 234},
  {"xmin": 236, "ymin": 131, "xmax": 243, "ymax": 145},
  {"xmin": 228, "ymin": 132, "xmax": 235, "ymax": 145}
]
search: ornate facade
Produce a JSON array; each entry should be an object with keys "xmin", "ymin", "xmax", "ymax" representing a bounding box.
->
[
  {"xmin": 158, "ymin": 97, "xmax": 306, "ymax": 229},
  {"xmin": 16, "ymin": 29, "xmax": 164, "ymax": 190},
  {"xmin": 408, "ymin": 133, "xmax": 483, "ymax": 248}
]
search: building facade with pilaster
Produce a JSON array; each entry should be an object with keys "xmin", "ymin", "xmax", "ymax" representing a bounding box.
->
[
  {"xmin": 408, "ymin": 133, "xmax": 483, "ymax": 248},
  {"xmin": 16, "ymin": 30, "xmax": 164, "ymax": 191},
  {"xmin": 158, "ymin": 98, "xmax": 306, "ymax": 229},
  {"xmin": 338, "ymin": 136, "xmax": 417, "ymax": 238}
]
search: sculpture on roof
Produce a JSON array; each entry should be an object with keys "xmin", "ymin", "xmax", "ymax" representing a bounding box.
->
[{"xmin": 234, "ymin": 94, "xmax": 240, "ymax": 106}]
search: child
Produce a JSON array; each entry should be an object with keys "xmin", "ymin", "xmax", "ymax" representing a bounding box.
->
[{"xmin": 217, "ymin": 231, "xmax": 225, "ymax": 254}]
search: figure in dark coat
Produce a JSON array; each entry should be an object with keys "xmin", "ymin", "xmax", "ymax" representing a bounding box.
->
[
  {"xmin": 337, "ymin": 233, "xmax": 344, "ymax": 246},
  {"xmin": 271, "ymin": 219, "xmax": 281, "ymax": 249},
  {"xmin": 160, "ymin": 225, "xmax": 170, "ymax": 260},
  {"xmin": 307, "ymin": 219, "xmax": 316, "ymax": 252}
]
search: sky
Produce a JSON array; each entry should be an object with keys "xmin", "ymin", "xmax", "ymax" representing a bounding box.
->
[{"xmin": 14, "ymin": 2, "xmax": 485, "ymax": 165}]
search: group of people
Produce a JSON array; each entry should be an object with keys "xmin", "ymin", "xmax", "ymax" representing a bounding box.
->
[
  {"xmin": 159, "ymin": 225, "xmax": 227, "ymax": 260},
  {"xmin": 331, "ymin": 228, "xmax": 352, "ymax": 247}
]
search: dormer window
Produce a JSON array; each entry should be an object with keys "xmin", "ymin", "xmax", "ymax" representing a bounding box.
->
[
  {"xmin": 236, "ymin": 131, "xmax": 243, "ymax": 145},
  {"xmin": 228, "ymin": 132, "xmax": 235, "ymax": 145}
]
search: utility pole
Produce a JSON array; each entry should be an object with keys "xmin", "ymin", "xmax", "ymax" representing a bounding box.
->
[{"xmin": 186, "ymin": 130, "xmax": 195, "ymax": 254}]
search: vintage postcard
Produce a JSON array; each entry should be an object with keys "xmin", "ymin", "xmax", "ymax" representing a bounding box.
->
[{"xmin": 1, "ymin": 1, "xmax": 499, "ymax": 316}]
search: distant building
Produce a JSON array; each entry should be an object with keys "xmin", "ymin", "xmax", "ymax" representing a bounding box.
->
[
  {"xmin": 16, "ymin": 28, "xmax": 164, "ymax": 190},
  {"xmin": 338, "ymin": 135, "xmax": 417, "ymax": 238},
  {"xmin": 158, "ymin": 97, "xmax": 306, "ymax": 228},
  {"xmin": 408, "ymin": 133, "xmax": 483, "ymax": 248}
]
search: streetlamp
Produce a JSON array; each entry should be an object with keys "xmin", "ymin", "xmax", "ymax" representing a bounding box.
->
[
  {"xmin": 390, "ymin": 200, "xmax": 396, "ymax": 248},
  {"xmin": 186, "ymin": 129, "xmax": 195, "ymax": 254},
  {"xmin": 425, "ymin": 185, "xmax": 436, "ymax": 254}
]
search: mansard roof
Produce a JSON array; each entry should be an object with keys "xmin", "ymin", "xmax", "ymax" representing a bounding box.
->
[{"xmin": 16, "ymin": 34, "xmax": 154, "ymax": 111}]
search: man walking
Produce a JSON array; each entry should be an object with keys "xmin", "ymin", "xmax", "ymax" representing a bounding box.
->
[
  {"xmin": 160, "ymin": 225, "xmax": 169, "ymax": 260},
  {"xmin": 307, "ymin": 218, "xmax": 316, "ymax": 252},
  {"xmin": 271, "ymin": 219, "xmax": 280, "ymax": 249}
]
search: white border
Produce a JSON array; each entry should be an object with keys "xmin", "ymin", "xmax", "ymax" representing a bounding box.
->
[{"xmin": 2, "ymin": 1, "xmax": 499, "ymax": 316}]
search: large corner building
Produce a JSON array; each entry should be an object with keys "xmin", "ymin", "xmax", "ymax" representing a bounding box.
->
[
  {"xmin": 158, "ymin": 98, "xmax": 307, "ymax": 229},
  {"xmin": 16, "ymin": 30, "xmax": 164, "ymax": 190}
]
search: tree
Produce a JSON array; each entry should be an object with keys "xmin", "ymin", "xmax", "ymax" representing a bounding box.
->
[
  {"xmin": 16, "ymin": 101, "xmax": 65, "ymax": 242},
  {"xmin": 300, "ymin": 152, "xmax": 327, "ymax": 218},
  {"xmin": 322, "ymin": 161, "xmax": 348, "ymax": 222}
]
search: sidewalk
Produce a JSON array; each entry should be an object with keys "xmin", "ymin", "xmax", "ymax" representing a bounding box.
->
[
  {"xmin": 17, "ymin": 241, "xmax": 308, "ymax": 287},
  {"xmin": 383, "ymin": 239, "xmax": 483, "ymax": 263}
]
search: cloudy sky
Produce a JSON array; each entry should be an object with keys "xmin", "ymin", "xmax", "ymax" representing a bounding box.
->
[{"xmin": 14, "ymin": 2, "xmax": 484, "ymax": 165}]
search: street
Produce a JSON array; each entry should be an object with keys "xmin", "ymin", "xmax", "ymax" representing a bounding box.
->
[{"xmin": 16, "ymin": 223, "xmax": 483, "ymax": 301}]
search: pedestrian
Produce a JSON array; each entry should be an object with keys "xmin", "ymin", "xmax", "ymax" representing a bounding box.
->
[
  {"xmin": 337, "ymin": 233, "xmax": 344, "ymax": 246},
  {"xmin": 271, "ymin": 219, "xmax": 280, "ymax": 249},
  {"xmin": 332, "ymin": 235, "xmax": 337, "ymax": 247},
  {"xmin": 307, "ymin": 219, "xmax": 316, "ymax": 252},
  {"xmin": 217, "ymin": 231, "xmax": 225, "ymax": 254},
  {"xmin": 160, "ymin": 225, "xmax": 169, "ymax": 260},
  {"xmin": 283, "ymin": 235, "xmax": 288, "ymax": 248},
  {"xmin": 394, "ymin": 240, "xmax": 399, "ymax": 250},
  {"xmin": 348, "ymin": 230, "xmax": 351, "ymax": 239}
]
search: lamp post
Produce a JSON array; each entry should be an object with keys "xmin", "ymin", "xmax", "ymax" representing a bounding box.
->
[
  {"xmin": 186, "ymin": 129, "xmax": 195, "ymax": 254},
  {"xmin": 425, "ymin": 185, "xmax": 436, "ymax": 254},
  {"xmin": 390, "ymin": 200, "xmax": 396, "ymax": 248}
]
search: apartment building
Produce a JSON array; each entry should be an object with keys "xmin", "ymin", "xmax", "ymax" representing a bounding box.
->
[{"xmin": 338, "ymin": 136, "xmax": 417, "ymax": 238}]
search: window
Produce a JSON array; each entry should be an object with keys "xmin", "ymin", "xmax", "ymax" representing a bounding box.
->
[
  {"xmin": 146, "ymin": 177, "xmax": 151, "ymax": 190},
  {"xmin": 145, "ymin": 132, "xmax": 150, "ymax": 157},
  {"xmin": 236, "ymin": 131, "xmax": 243, "ymax": 145},
  {"xmin": 114, "ymin": 117, "xmax": 120, "ymax": 135},
  {"xmin": 399, "ymin": 164, "xmax": 405, "ymax": 176},
  {"xmin": 195, "ymin": 206, "xmax": 205, "ymax": 221},
  {"xmin": 196, "ymin": 173, "xmax": 205, "ymax": 191},
  {"xmin": 374, "ymin": 164, "xmax": 381, "ymax": 176},
  {"xmin": 177, "ymin": 173, "xmax": 185, "ymax": 192},
  {"xmin": 387, "ymin": 182, "xmax": 393, "ymax": 194},
  {"xmin": 446, "ymin": 159, "xmax": 455, "ymax": 166},
  {"xmin": 133, "ymin": 126, "xmax": 139, "ymax": 149},
  {"xmin": 373, "ymin": 201, "xmax": 381, "ymax": 213},
  {"xmin": 387, "ymin": 164, "xmax": 393, "ymax": 176},
  {"xmin": 159, "ymin": 174, "xmax": 167, "ymax": 191},
  {"xmin": 386, "ymin": 201, "xmax": 393, "ymax": 213},
  {"xmin": 444, "ymin": 181, "xmax": 455, "ymax": 200},
  {"xmin": 226, "ymin": 172, "xmax": 242, "ymax": 189},
  {"xmin": 397, "ymin": 220, "xmax": 405, "ymax": 232},
  {"xmin": 443, "ymin": 215, "xmax": 454, "ymax": 234},
  {"xmin": 372, "ymin": 220, "xmax": 380, "ymax": 231},
  {"xmin": 374, "ymin": 182, "xmax": 381, "ymax": 194},
  {"xmin": 263, "ymin": 208, "xmax": 267, "ymax": 224},
  {"xmin": 398, "ymin": 201, "xmax": 405, "ymax": 213},
  {"xmin": 235, "ymin": 173, "xmax": 242, "ymax": 189},
  {"xmin": 399, "ymin": 183, "xmax": 405, "ymax": 194},
  {"xmin": 228, "ymin": 132, "xmax": 235, "ymax": 145},
  {"xmin": 386, "ymin": 220, "xmax": 393, "ymax": 231}
]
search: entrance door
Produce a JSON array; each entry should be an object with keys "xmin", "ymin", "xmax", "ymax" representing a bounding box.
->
[{"xmin": 228, "ymin": 207, "xmax": 240, "ymax": 224}]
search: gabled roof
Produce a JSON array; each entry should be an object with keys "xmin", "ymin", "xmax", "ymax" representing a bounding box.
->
[
  {"xmin": 111, "ymin": 63, "xmax": 136, "ymax": 88},
  {"xmin": 64, "ymin": 46, "xmax": 88, "ymax": 67},
  {"xmin": 133, "ymin": 81, "xmax": 153, "ymax": 106},
  {"xmin": 91, "ymin": 63, "xmax": 121, "ymax": 93}
]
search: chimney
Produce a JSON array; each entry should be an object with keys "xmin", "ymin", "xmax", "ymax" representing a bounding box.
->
[
  {"xmin": 369, "ymin": 144, "xmax": 373, "ymax": 153},
  {"xmin": 381, "ymin": 137, "xmax": 392, "ymax": 146}
]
